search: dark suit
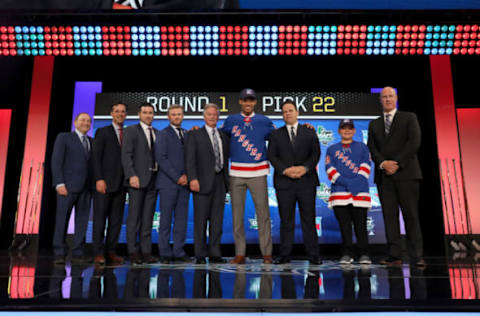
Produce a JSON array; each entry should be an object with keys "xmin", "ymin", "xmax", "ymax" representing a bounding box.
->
[
  {"xmin": 185, "ymin": 126, "xmax": 229, "ymax": 259},
  {"xmin": 367, "ymin": 110, "xmax": 423, "ymax": 260},
  {"xmin": 91, "ymin": 124, "xmax": 126, "ymax": 256},
  {"xmin": 51, "ymin": 131, "xmax": 93, "ymax": 257},
  {"xmin": 268, "ymin": 124, "xmax": 321, "ymax": 259},
  {"xmin": 121, "ymin": 123, "xmax": 159, "ymax": 256},
  {"xmin": 155, "ymin": 125, "xmax": 190, "ymax": 258}
]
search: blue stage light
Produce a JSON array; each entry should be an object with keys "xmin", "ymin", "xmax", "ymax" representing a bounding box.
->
[
  {"xmin": 198, "ymin": 49, "xmax": 204, "ymax": 55},
  {"xmin": 315, "ymin": 26, "xmax": 322, "ymax": 32},
  {"xmin": 324, "ymin": 26, "xmax": 330, "ymax": 32},
  {"xmin": 191, "ymin": 49, "xmax": 197, "ymax": 55},
  {"xmin": 88, "ymin": 42, "xmax": 95, "ymax": 48},
  {"xmin": 198, "ymin": 26, "xmax": 204, "ymax": 33},
  {"xmin": 381, "ymin": 41, "xmax": 388, "ymax": 47},
  {"xmin": 256, "ymin": 48, "xmax": 262, "ymax": 55},
  {"xmin": 39, "ymin": 49, "xmax": 45, "ymax": 55},
  {"xmin": 382, "ymin": 25, "xmax": 389, "ymax": 32},
  {"xmin": 29, "ymin": 26, "xmax": 36, "ymax": 33},
  {"xmin": 322, "ymin": 48, "xmax": 329, "ymax": 55},
  {"xmin": 315, "ymin": 48, "xmax": 321, "ymax": 55},
  {"xmin": 448, "ymin": 33, "xmax": 454, "ymax": 39},
  {"xmin": 447, "ymin": 40, "xmax": 453, "ymax": 47},
  {"xmin": 73, "ymin": 26, "xmax": 80, "ymax": 33},
  {"xmin": 17, "ymin": 49, "xmax": 24, "ymax": 56},
  {"xmin": 256, "ymin": 41, "xmax": 263, "ymax": 48},
  {"xmin": 308, "ymin": 41, "xmax": 314, "ymax": 48},
  {"xmin": 37, "ymin": 26, "xmax": 43, "ymax": 33},
  {"xmin": 264, "ymin": 48, "xmax": 271, "ymax": 55},
  {"xmin": 81, "ymin": 42, "xmax": 88, "ymax": 48},
  {"xmin": 22, "ymin": 34, "xmax": 29, "ymax": 40},
  {"xmin": 446, "ymin": 48, "xmax": 453, "ymax": 54},
  {"xmin": 88, "ymin": 34, "xmax": 95, "ymax": 41},
  {"xmin": 23, "ymin": 42, "xmax": 30, "ymax": 48},
  {"xmin": 95, "ymin": 26, "xmax": 101, "ymax": 33},
  {"xmin": 24, "ymin": 49, "xmax": 31, "ymax": 56},
  {"xmin": 374, "ymin": 41, "xmax": 380, "ymax": 47},
  {"xmin": 212, "ymin": 34, "xmax": 219, "ymax": 40},
  {"xmin": 205, "ymin": 34, "xmax": 212, "ymax": 40},
  {"xmin": 139, "ymin": 49, "xmax": 146, "ymax": 56},
  {"xmin": 271, "ymin": 48, "xmax": 278, "ymax": 55},
  {"xmin": 432, "ymin": 48, "xmax": 438, "ymax": 54},
  {"xmin": 38, "ymin": 34, "xmax": 44, "ymax": 41},
  {"xmin": 323, "ymin": 34, "xmax": 329, "ymax": 40},
  {"xmin": 132, "ymin": 42, "xmax": 139, "ymax": 48},
  {"xmin": 96, "ymin": 42, "xmax": 102, "ymax": 48},
  {"xmin": 16, "ymin": 34, "xmax": 22, "ymax": 40},
  {"xmin": 146, "ymin": 26, "xmax": 153, "ymax": 33},
  {"xmin": 367, "ymin": 34, "xmax": 374, "ymax": 40},
  {"xmin": 388, "ymin": 48, "xmax": 394, "ymax": 55},
  {"xmin": 139, "ymin": 34, "xmax": 146, "ymax": 41},
  {"xmin": 249, "ymin": 26, "xmax": 256, "ymax": 33},
  {"xmin": 272, "ymin": 42, "xmax": 278, "ymax": 48},
  {"xmin": 154, "ymin": 34, "xmax": 160, "ymax": 41},
  {"xmin": 154, "ymin": 42, "xmax": 161, "ymax": 48},
  {"xmin": 205, "ymin": 48, "xmax": 212, "ymax": 55},
  {"xmin": 439, "ymin": 48, "xmax": 446, "ymax": 54},
  {"xmin": 138, "ymin": 26, "xmax": 145, "ymax": 33},
  {"xmin": 381, "ymin": 48, "xmax": 387, "ymax": 55},
  {"xmin": 424, "ymin": 48, "xmax": 431, "ymax": 54},
  {"xmin": 389, "ymin": 40, "xmax": 395, "ymax": 47},
  {"xmin": 426, "ymin": 34, "xmax": 432, "ymax": 39},
  {"xmin": 366, "ymin": 48, "xmax": 372, "ymax": 55},
  {"xmin": 191, "ymin": 34, "xmax": 197, "ymax": 40},
  {"xmin": 132, "ymin": 34, "xmax": 138, "ymax": 41},
  {"xmin": 432, "ymin": 41, "xmax": 438, "ymax": 47},
  {"xmin": 441, "ymin": 25, "xmax": 448, "ymax": 32},
  {"xmin": 190, "ymin": 26, "xmax": 197, "ymax": 33},
  {"xmin": 331, "ymin": 26, "xmax": 337, "ymax": 32},
  {"xmin": 80, "ymin": 26, "xmax": 87, "ymax": 33},
  {"xmin": 213, "ymin": 49, "xmax": 219, "ymax": 55},
  {"xmin": 191, "ymin": 42, "xmax": 197, "ymax": 48},
  {"xmin": 328, "ymin": 48, "xmax": 335, "ymax": 55},
  {"xmin": 154, "ymin": 49, "xmax": 161, "ymax": 55},
  {"xmin": 74, "ymin": 42, "xmax": 80, "ymax": 48},
  {"xmin": 264, "ymin": 41, "xmax": 271, "ymax": 48},
  {"xmin": 264, "ymin": 34, "xmax": 271, "ymax": 40},
  {"xmin": 87, "ymin": 26, "xmax": 94, "ymax": 33},
  {"xmin": 205, "ymin": 41, "xmax": 212, "ymax": 48},
  {"xmin": 433, "ymin": 33, "xmax": 440, "ymax": 39},
  {"xmin": 375, "ymin": 26, "xmax": 382, "ymax": 32},
  {"xmin": 433, "ymin": 25, "xmax": 440, "ymax": 32},
  {"xmin": 425, "ymin": 41, "xmax": 431, "ymax": 47},
  {"xmin": 153, "ymin": 26, "xmax": 160, "ymax": 33},
  {"xmin": 307, "ymin": 48, "xmax": 314, "ymax": 55},
  {"xmin": 82, "ymin": 49, "xmax": 88, "ymax": 55},
  {"xmin": 390, "ymin": 25, "xmax": 396, "ymax": 32},
  {"xmin": 146, "ymin": 42, "xmax": 153, "ymax": 48},
  {"xmin": 329, "ymin": 41, "xmax": 336, "ymax": 47},
  {"xmin": 198, "ymin": 41, "xmax": 205, "ymax": 48},
  {"xmin": 367, "ymin": 41, "xmax": 373, "ymax": 47},
  {"xmin": 146, "ymin": 34, "xmax": 153, "ymax": 41},
  {"xmin": 374, "ymin": 34, "xmax": 381, "ymax": 40},
  {"xmin": 308, "ymin": 26, "xmax": 315, "ymax": 33},
  {"xmin": 265, "ymin": 26, "xmax": 271, "ymax": 33},
  {"xmin": 213, "ymin": 26, "xmax": 219, "ymax": 33},
  {"xmin": 249, "ymin": 33, "xmax": 255, "ymax": 40},
  {"xmin": 95, "ymin": 34, "xmax": 102, "ymax": 41},
  {"xmin": 88, "ymin": 49, "xmax": 95, "ymax": 55},
  {"xmin": 75, "ymin": 49, "xmax": 81, "ymax": 55},
  {"xmin": 22, "ymin": 26, "xmax": 29, "ymax": 33},
  {"xmin": 131, "ymin": 26, "xmax": 138, "ymax": 33},
  {"xmin": 441, "ymin": 33, "xmax": 447, "ymax": 39},
  {"xmin": 257, "ymin": 26, "xmax": 263, "ymax": 33},
  {"xmin": 257, "ymin": 33, "xmax": 263, "ymax": 40},
  {"xmin": 373, "ymin": 48, "xmax": 380, "ymax": 55},
  {"xmin": 381, "ymin": 33, "xmax": 388, "ymax": 40},
  {"xmin": 147, "ymin": 49, "xmax": 153, "ymax": 56},
  {"xmin": 249, "ymin": 48, "xmax": 255, "ymax": 55},
  {"xmin": 272, "ymin": 26, "xmax": 278, "ymax": 32},
  {"xmin": 213, "ymin": 41, "xmax": 219, "ymax": 48},
  {"xmin": 426, "ymin": 25, "xmax": 433, "ymax": 32},
  {"xmin": 449, "ymin": 25, "xmax": 456, "ymax": 32}
]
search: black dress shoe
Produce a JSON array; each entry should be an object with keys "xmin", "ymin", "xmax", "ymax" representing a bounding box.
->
[
  {"xmin": 380, "ymin": 256, "xmax": 402, "ymax": 266},
  {"xmin": 71, "ymin": 255, "xmax": 92, "ymax": 264},
  {"xmin": 53, "ymin": 256, "xmax": 65, "ymax": 265},
  {"xmin": 415, "ymin": 258, "xmax": 426, "ymax": 267},
  {"xmin": 159, "ymin": 256, "xmax": 171, "ymax": 264},
  {"xmin": 274, "ymin": 257, "xmax": 291, "ymax": 264},
  {"xmin": 308, "ymin": 257, "xmax": 322, "ymax": 265},
  {"xmin": 142, "ymin": 254, "xmax": 158, "ymax": 264},
  {"xmin": 174, "ymin": 256, "xmax": 193, "ymax": 263},
  {"xmin": 209, "ymin": 257, "xmax": 226, "ymax": 264},
  {"xmin": 194, "ymin": 258, "xmax": 206, "ymax": 264},
  {"xmin": 129, "ymin": 253, "xmax": 143, "ymax": 265}
]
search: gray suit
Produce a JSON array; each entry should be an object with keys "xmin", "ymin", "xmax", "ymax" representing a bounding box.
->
[{"xmin": 121, "ymin": 123, "xmax": 159, "ymax": 256}]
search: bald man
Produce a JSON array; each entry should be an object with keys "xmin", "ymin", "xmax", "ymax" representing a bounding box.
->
[{"xmin": 367, "ymin": 87, "xmax": 424, "ymax": 267}]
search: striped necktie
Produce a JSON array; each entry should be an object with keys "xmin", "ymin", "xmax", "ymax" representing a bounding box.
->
[{"xmin": 385, "ymin": 113, "xmax": 392, "ymax": 134}]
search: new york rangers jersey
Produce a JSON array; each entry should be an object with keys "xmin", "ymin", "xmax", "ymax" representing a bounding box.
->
[
  {"xmin": 221, "ymin": 113, "xmax": 275, "ymax": 177},
  {"xmin": 325, "ymin": 141, "xmax": 372, "ymax": 208}
]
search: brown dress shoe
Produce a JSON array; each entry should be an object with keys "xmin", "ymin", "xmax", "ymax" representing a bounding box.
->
[
  {"xmin": 107, "ymin": 253, "xmax": 124, "ymax": 265},
  {"xmin": 229, "ymin": 255, "xmax": 246, "ymax": 264},
  {"xmin": 129, "ymin": 253, "xmax": 142, "ymax": 265},
  {"xmin": 94, "ymin": 254, "xmax": 105, "ymax": 265},
  {"xmin": 263, "ymin": 255, "xmax": 273, "ymax": 264}
]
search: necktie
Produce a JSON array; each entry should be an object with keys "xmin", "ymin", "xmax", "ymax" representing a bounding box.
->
[
  {"xmin": 385, "ymin": 113, "xmax": 392, "ymax": 134},
  {"xmin": 81, "ymin": 135, "xmax": 89, "ymax": 156},
  {"xmin": 148, "ymin": 127, "xmax": 155, "ymax": 168},
  {"xmin": 118, "ymin": 127, "xmax": 123, "ymax": 145},
  {"xmin": 177, "ymin": 127, "xmax": 184, "ymax": 144},
  {"xmin": 212, "ymin": 129, "xmax": 222, "ymax": 172},
  {"xmin": 290, "ymin": 126, "xmax": 296, "ymax": 146}
]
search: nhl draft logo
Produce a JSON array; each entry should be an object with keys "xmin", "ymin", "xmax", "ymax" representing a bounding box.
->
[
  {"xmin": 317, "ymin": 126, "xmax": 334, "ymax": 146},
  {"xmin": 316, "ymin": 183, "xmax": 331, "ymax": 203},
  {"xmin": 367, "ymin": 216, "xmax": 375, "ymax": 236}
]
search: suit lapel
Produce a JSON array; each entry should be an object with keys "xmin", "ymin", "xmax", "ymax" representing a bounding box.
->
[
  {"xmin": 201, "ymin": 126, "xmax": 215, "ymax": 157},
  {"xmin": 167, "ymin": 125, "xmax": 183, "ymax": 145},
  {"xmin": 72, "ymin": 131, "xmax": 89, "ymax": 160},
  {"xmin": 108, "ymin": 125, "xmax": 121, "ymax": 146},
  {"xmin": 137, "ymin": 124, "xmax": 150, "ymax": 149}
]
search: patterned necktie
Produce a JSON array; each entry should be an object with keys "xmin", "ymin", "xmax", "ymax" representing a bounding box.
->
[
  {"xmin": 212, "ymin": 128, "xmax": 222, "ymax": 172},
  {"xmin": 177, "ymin": 127, "xmax": 184, "ymax": 144},
  {"xmin": 118, "ymin": 127, "xmax": 123, "ymax": 145},
  {"xmin": 290, "ymin": 126, "xmax": 296, "ymax": 146},
  {"xmin": 385, "ymin": 113, "xmax": 392, "ymax": 134},
  {"xmin": 81, "ymin": 135, "xmax": 89, "ymax": 156}
]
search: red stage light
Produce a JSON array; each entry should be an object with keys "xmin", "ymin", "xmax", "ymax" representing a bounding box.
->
[
  {"xmin": 227, "ymin": 41, "xmax": 233, "ymax": 48},
  {"xmin": 418, "ymin": 33, "xmax": 425, "ymax": 39},
  {"xmin": 1, "ymin": 49, "xmax": 8, "ymax": 56},
  {"xmin": 219, "ymin": 34, "xmax": 226, "ymax": 40},
  {"xmin": 337, "ymin": 48, "xmax": 344, "ymax": 55},
  {"xmin": 476, "ymin": 48, "xmax": 480, "ymax": 54},
  {"xmin": 169, "ymin": 49, "xmax": 175, "ymax": 56},
  {"xmin": 403, "ymin": 41, "xmax": 409, "ymax": 47},
  {"xmin": 110, "ymin": 41, "xmax": 117, "ymax": 48},
  {"xmin": 345, "ymin": 41, "xmax": 351, "ymax": 47},
  {"xmin": 0, "ymin": 34, "xmax": 7, "ymax": 41},
  {"xmin": 409, "ymin": 48, "xmax": 416, "ymax": 54},
  {"xmin": 234, "ymin": 33, "xmax": 240, "ymax": 40},
  {"xmin": 52, "ymin": 34, "xmax": 59, "ymax": 41},
  {"xmin": 220, "ymin": 41, "xmax": 226, "ymax": 48},
  {"xmin": 477, "ymin": 40, "xmax": 480, "ymax": 46},
  {"xmin": 219, "ymin": 26, "xmax": 226, "ymax": 33},
  {"xmin": 461, "ymin": 48, "xmax": 467, "ymax": 54},
  {"xmin": 161, "ymin": 34, "xmax": 167, "ymax": 41},
  {"xmin": 352, "ymin": 33, "xmax": 359, "ymax": 40},
  {"xmin": 462, "ymin": 40, "xmax": 468, "ymax": 47},
  {"xmin": 52, "ymin": 42, "xmax": 59, "ymax": 48},
  {"xmin": 352, "ymin": 48, "xmax": 358, "ymax": 54},
  {"xmin": 234, "ymin": 41, "xmax": 240, "ymax": 48},
  {"xmin": 124, "ymin": 26, "xmax": 130, "ymax": 33},
  {"xmin": 279, "ymin": 48, "xmax": 285, "ymax": 55},
  {"xmin": 473, "ymin": 25, "xmax": 479, "ymax": 32},
  {"xmin": 418, "ymin": 40, "xmax": 424, "ymax": 47},
  {"xmin": 7, "ymin": 26, "xmax": 14, "ymax": 33},
  {"xmin": 242, "ymin": 26, "xmax": 248, "ymax": 33},
  {"xmin": 344, "ymin": 48, "xmax": 351, "ymax": 55},
  {"xmin": 168, "ymin": 34, "xmax": 174, "ymax": 41},
  {"xmin": 338, "ymin": 25, "xmax": 345, "ymax": 32},
  {"xmin": 462, "ymin": 33, "xmax": 469, "ymax": 40},
  {"xmin": 404, "ymin": 33, "xmax": 410, "ymax": 40},
  {"xmin": 346, "ymin": 25, "xmax": 352, "ymax": 32},
  {"xmin": 220, "ymin": 48, "xmax": 226, "ymax": 55},
  {"xmin": 468, "ymin": 47, "xmax": 474, "ymax": 54},
  {"xmin": 360, "ymin": 25, "xmax": 367, "ymax": 32},
  {"xmin": 404, "ymin": 25, "xmax": 411, "ymax": 32},
  {"xmin": 183, "ymin": 34, "xmax": 189, "ymax": 40},
  {"xmin": 8, "ymin": 34, "xmax": 14, "ymax": 41},
  {"xmin": 161, "ymin": 49, "xmax": 168, "ymax": 55},
  {"xmin": 227, "ymin": 48, "xmax": 233, "ymax": 55},
  {"xmin": 241, "ymin": 33, "xmax": 247, "ymax": 40},
  {"xmin": 118, "ymin": 49, "xmax": 124, "ymax": 55},
  {"xmin": 8, "ymin": 42, "xmax": 15, "ymax": 48},
  {"xmin": 338, "ymin": 33, "xmax": 344, "ymax": 40},
  {"xmin": 402, "ymin": 48, "xmax": 408, "ymax": 54},
  {"xmin": 242, "ymin": 48, "xmax": 248, "ymax": 55},
  {"xmin": 168, "ymin": 26, "xmax": 174, "ymax": 33},
  {"xmin": 286, "ymin": 33, "xmax": 293, "ymax": 40},
  {"xmin": 227, "ymin": 34, "xmax": 233, "ymax": 40},
  {"xmin": 0, "ymin": 27, "xmax": 6, "ymax": 33},
  {"xmin": 286, "ymin": 48, "xmax": 292, "ymax": 55},
  {"xmin": 175, "ymin": 42, "xmax": 182, "ymax": 48},
  {"xmin": 125, "ymin": 41, "xmax": 131, "ymax": 48},
  {"xmin": 44, "ymin": 34, "xmax": 51, "ymax": 41},
  {"xmin": 416, "ymin": 48, "xmax": 423, "ymax": 54},
  {"xmin": 397, "ymin": 25, "xmax": 404, "ymax": 32},
  {"xmin": 1, "ymin": 43, "xmax": 6, "ymax": 49},
  {"xmin": 396, "ymin": 40, "xmax": 402, "ymax": 47},
  {"xmin": 175, "ymin": 26, "xmax": 182, "ymax": 33},
  {"xmin": 279, "ymin": 25, "xmax": 285, "ymax": 33},
  {"xmin": 103, "ymin": 34, "xmax": 109, "ymax": 40},
  {"xmin": 234, "ymin": 26, "xmax": 240, "ymax": 33},
  {"xmin": 359, "ymin": 40, "xmax": 365, "ymax": 47},
  {"xmin": 242, "ymin": 41, "xmax": 248, "ymax": 48},
  {"xmin": 471, "ymin": 33, "xmax": 477, "ymax": 39},
  {"xmin": 182, "ymin": 26, "xmax": 189, "ymax": 33},
  {"xmin": 103, "ymin": 42, "xmax": 109, "ymax": 48},
  {"xmin": 292, "ymin": 48, "xmax": 299, "ymax": 55},
  {"xmin": 67, "ymin": 49, "xmax": 74, "ymax": 56},
  {"xmin": 279, "ymin": 41, "xmax": 285, "ymax": 48},
  {"xmin": 53, "ymin": 49, "xmax": 60, "ymax": 55},
  {"xmin": 293, "ymin": 33, "xmax": 300, "ymax": 40},
  {"xmin": 46, "ymin": 49, "xmax": 52, "ymax": 55},
  {"xmin": 59, "ymin": 35, "xmax": 66, "ymax": 41},
  {"xmin": 125, "ymin": 48, "xmax": 132, "ymax": 55},
  {"xmin": 411, "ymin": 33, "xmax": 417, "ymax": 40},
  {"xmin": 161, "ymin": 26, "xmax": 167, "ymax": 33},
  {"xmin": 116, "ymin": 26, "xmax": 123, "ymax": 33},
  {"xmin": 51, "ymin": 26, "xmax": 58, "ymax": 33},
  {"xmin": 301, "ymin": 25, "xmax": 308, "ymax": 33},
  {"xmin": 410, "ymin": 40, "xmax": 417, "ymax": 47},
  {"xmin": 108, "ymin": 26, "xmax": 115, "ymax": 33},
  {"xmin": 359, "ymin": 48, "xmax": 365, "ymax": 54},
  {"xmin": 352, "ymin": 41, "xmax": 358, "ymax": 47},
  {"xmin": 183, "ymin": 48, "xmax": 190, "ymax": 55},
  {"xmin": 117, "ymin": 34, "xmax": 123, "ymax": 40},
  {"xmin": 175, "ymin": 34, "xmax": 182, "ymax": 41},
  {"xmin": 293, "ymin": 25, "xmax": 300, "ymax": 33},
  {"xmin": 464, "ymin": 25, "xmax": 471, "ymax": 32},
  {"xmin": 457, "ymin": 25, "xmax": 464, "ymax": 32},
  {"xmin": 176, "ymin": 48, "xmax": 182, "ymax": 55},
  {"xmin": 397, "ymin": 33, "xmax": 403, "ymax": 40},
  {"xmin": 419, "ymin": 25, "xmax": 426, "ymax": 32},
  {"xmin": 337, "ymin": 40, "xmax": 344, "ymax": 47},
  {"xmin": 454, "ymin": 40, "xmax": 461, "ymax": 47},
  {"xmin": 301, "ymin": 41, "xmax": 307, "ymax": 47},
  {"xmin": 353, "ymin": 25, "xmax": 359, "ymax": 32},
  {"xmin": 227, "ymin": 26, "xmax": 233, "ymax": 32},
  {"xmin": 286, "ymin": 41, "xmax": 292, "ymax": 47},
  {"xmin": 110, "ymin": 34, "xmax": 116, "ymax": 40},
  {"xmin": 124, "ymin": 34, "xmax": 131, "ymax": 40},
  {"xmin": 60, "ymin": 42, "xmax": 66, "ymax": 48},
  {"xmin": 45, "ymin": 42, "xmax": 52, "ymax": 48},
  {"xmin": 234, "ymin": 48, "xmax": 240, "ymax": 55},
  {"xmin": 286, "ymin": 25, "xmax": 293, "ymax": 33},
  {"xmin": 168, "ymin": 42, "xmax": 175, "ymax": 48},
  {"xmin": 66, "ymin": 34, "xmax": 73, "ymax": 41}
]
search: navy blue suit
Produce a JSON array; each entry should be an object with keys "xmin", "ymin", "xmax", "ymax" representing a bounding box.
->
[
  {"xmin": 155, "ymin": 125, "xmax": 190, "ymax": 258},
  {"xmin": 51, "ymin": 131, "xmax": 93, "ymax": 257}
]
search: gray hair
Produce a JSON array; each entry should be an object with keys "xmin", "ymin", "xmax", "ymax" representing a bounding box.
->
[{"xmin": 203, "ymin": 103, "xmax": 219, "ymax": 114}]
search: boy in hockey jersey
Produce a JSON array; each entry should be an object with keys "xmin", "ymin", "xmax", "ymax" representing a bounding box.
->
[{"xmin": 325, "ymin": 119, "xmax": 372, "ymax": 265}]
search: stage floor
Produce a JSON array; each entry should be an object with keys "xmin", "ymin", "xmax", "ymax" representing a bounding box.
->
[{"xmin": 3, "ymin": 251, "xmax": 480, "ymax": 313}]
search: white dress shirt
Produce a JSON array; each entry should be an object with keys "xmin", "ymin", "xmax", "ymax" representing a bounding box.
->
[
  {"xmin": 205, "ymin": 125, "xmax": 224, "ymax": 164},
  {"xmin": 140, "ymin": 121, "xmax": 155, "ymax": 148}
]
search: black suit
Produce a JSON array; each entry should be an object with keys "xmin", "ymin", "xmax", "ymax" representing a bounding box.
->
[
  {"xmin": 185, "ymin": 126, "xmax": 229, "ymax": 259},
  {"xmin": 121, "ymin": 123, "xmax": 159, "ymax": 256},
  {"xmin": 367, "ymin": 110, "xmax": 423, "ymax": 260},
  {"xmin": 267, "ymin": 124, "xmax": 320, "ymax": 260},
  {"xmin": 91, "ymin": 124, "xmax": 126, "ymax": 256}
]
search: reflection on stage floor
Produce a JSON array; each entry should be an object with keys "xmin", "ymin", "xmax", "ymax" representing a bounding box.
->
[{"xmin": 3, "ymin": 251, "xmax": 480, "ymax": 312}]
